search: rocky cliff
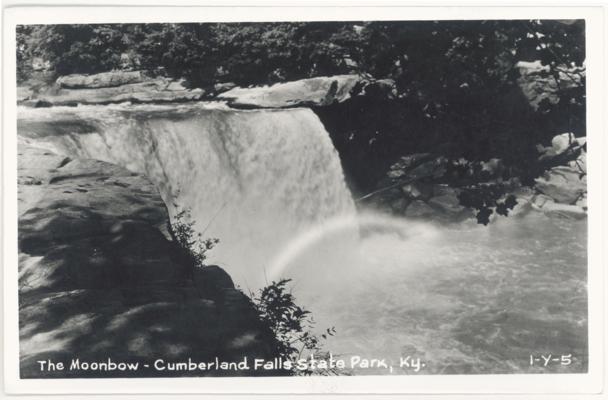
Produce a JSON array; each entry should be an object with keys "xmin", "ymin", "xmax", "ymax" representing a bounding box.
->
[
  {"xmin": 18, "ymin": 142, "xmax": 280, "ymax": 378},
  {"xmin": 19, "ymin": 71, "xmax": 204, "ymax": 107}
]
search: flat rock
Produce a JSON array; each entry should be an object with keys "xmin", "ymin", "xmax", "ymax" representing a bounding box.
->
[
  {"xmin": 541, "ymin": 201, "xmax": 587, "ymax": 220},
  {"xmin": 32, "ymin": 79, "xmax": 204, "ymax": 106},
  {"xmin": 218, "ymin": 75, "xmax": 362, "ymax": 108},
  {"xmin": 57, "ymin": 71, "xmax": 148, "ymax": 89}
]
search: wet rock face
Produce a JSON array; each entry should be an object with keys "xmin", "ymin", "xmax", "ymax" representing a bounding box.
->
[{"xmin": 17, "ymin": 143, "xmax": 279, "ymax": 378}]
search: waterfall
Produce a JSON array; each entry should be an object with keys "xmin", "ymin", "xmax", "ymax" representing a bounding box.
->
[{"xmin": 17, "ymin": 103, "xmax": 356, "ymax": 288}]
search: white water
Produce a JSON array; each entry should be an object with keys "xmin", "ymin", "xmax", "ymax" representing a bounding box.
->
[
  {"xmin": 18, "ymin": 103, "xmax": 587, "ymax": 374},
  {"xmin": 18, "ymin": 103, "xmax": 355, "ymax": 288}
]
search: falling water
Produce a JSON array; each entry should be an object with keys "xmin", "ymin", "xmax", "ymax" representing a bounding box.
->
[{"xmin": 17, "ymin": 103, "xmax": 356, "ymax": 288}]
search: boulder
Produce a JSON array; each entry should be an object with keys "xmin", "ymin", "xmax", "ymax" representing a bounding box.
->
[
  {"xmin": 541, "ymin": 202, "xmax": 587, "ymax": 220},
  {"xmin": 56, "ymin": 71, "xmax": 148, "ymax": 89},
  {"xmin": 17, "ymin": 144, "xmax": 279, "ymax": 378},
  {"xmin": 213, "ymin": 82, "xmax": 237, "ymax": 94},
  {"xmin": 404, "ymin": 200, "xmax": 436, "ymax": 219},
  {"xmin": 427, "ymin": 187, "xmax": 465, "ymax": 215},
  {"xmin": 538, "ymin": 132, "xmax": 586, "ymax": 162},
  {"xmin": 193, "ymin": 265, "xmax": 235, "ymax": 299},
  {"xmin": 535, "ymin": 165, "xmax": 586, "ymax": 204},
  {"xmin": 218, "ymin": 75, "xmax": 362, "ymax": 108},
  {"xmin": 527, "ymin": 192, "xmax": 586, "ymax": 219},
  {"xmin": 508, "ymin": 186, "xmax": 536, "ymax": 217}
]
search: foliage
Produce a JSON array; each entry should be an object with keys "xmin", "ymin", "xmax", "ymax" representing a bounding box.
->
[
  {"xmin": 250, "ymin": 279, "xmax": 341, "ymax": 376},
  {"xmin": 169, "ymin": 207, "xmax": 219, "ymax": 269}
]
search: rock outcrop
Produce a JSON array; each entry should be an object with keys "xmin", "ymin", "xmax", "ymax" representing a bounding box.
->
[
  {"xmin": 19, "ymin": 71, "xmax": 204, "ymax": 106},
  {"xmin": 56, "ymin": 71, "xmax": 148, "ymax": 89},
  {"xmin": 218, "ymin": 75, "xmax": 364, "ymax": 108},
  {"xmin": 19, "ymin": 71, "xmax": 396, "ymax": 109},
  {"xmin": 364, "ymin": 154, "xmax": 474, "ymax": 222},
  {"xmin": 18, "ymin": 143, "xmax": 279, "ymax": 378},
  {"xmin": 368, "ymin": 132, "xmax": 587, "ymax": 222}
]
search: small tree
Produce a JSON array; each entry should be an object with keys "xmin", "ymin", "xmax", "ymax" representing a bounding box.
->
[
  {"xmin": 250, "ymin": 279, "xmax": 342, "ymax": 376},
  {"xmin": 170, "ymin": 207, "xmax": 218, "ymax": 269}
]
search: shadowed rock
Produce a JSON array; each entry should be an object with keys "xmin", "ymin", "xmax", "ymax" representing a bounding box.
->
[{"xmin": 18, "ymin": 143, "xmax": 280, "ymax": 378}]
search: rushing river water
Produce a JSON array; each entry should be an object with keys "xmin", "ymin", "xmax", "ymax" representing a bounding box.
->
[
  {"xmin": 18, "ymin": 103, "xmax": 587, "ymax": 375},
  {"xmin": 276, "ymin": 211, "xmax": 588, "ymax": 375}
]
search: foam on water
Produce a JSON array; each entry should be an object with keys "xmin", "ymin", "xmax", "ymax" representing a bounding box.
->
[{"xmin": 276, "ymin": 210, "xmax": 587, "ymax": 374}]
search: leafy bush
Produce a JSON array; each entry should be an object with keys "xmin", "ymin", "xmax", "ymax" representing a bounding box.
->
[
  {"xmin": 250, "ymin": 279, "xmax": 341, "ymax": 376},
  {"xmin": 169, "ymin": 207, "xmax": 218, "ymax": 269},
  {"xmin": 168, "ymin": 208, "xmax": 339, "ymax": 374}
]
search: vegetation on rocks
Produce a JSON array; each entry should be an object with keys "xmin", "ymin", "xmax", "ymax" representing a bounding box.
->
[
  {"xmin": 250, "ymin": 279, "xmax": 340, "ymax": 376},
  {"xmin": 168, "ymin": 209, "xmax": 338, "ymax": 375},
  {"xmin": 169, "ymin": 206, "xmax": 219, "ymax": 269}
]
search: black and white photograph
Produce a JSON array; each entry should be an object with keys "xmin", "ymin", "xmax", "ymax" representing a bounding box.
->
[{"xmin": 2, "ymin": 3, "xmax": 606, "ymax": 396}]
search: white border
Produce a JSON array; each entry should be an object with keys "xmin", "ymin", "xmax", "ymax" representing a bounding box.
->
[{"xmin": 2, "ymin": 4, "xmax": 606, "ymax": 395}]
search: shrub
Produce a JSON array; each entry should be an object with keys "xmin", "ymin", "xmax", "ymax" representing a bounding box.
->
[
  {"xmin": 169, "ymin": 207, "xmax": 219, "ymax": 269},
  {"xmin": 168, "ymin": 209, "xmax": 339, "ymax": 375},
  {"xmin": 250, "ymin": 278, "xmax": 342, "ymax": 376}
]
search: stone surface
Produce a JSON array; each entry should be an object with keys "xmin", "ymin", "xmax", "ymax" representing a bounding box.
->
[
  {"xmin": 17, "ymin": 143, "xmax": 278, "ymax": 378},
  {"xmin": 32, "ymin": 79, "xmax": 205, "ymax": 106},
  {"xmin": 528, "ymin": 192, "xmax": 585, "ymax": 220},
  {"xmin": 404, "ymin": 200, "xmax": 436, "ymax": 219},
  {"xmin": 535, "ymin": 165, "xmax": 586, "ymax": 205},
  {"xmin": 218, "ymin": 75, "xmax": 362, "ymax": 108},
  {"xmin": 537, "ymin": 132, "xmax": 586, "ymax": 163},
  {"xmin": 428, "ymin": 190, "xmax": 465, "ymax": 215},
  {"xmin": 540, "ymin": 201, "xmax": 587, "ymax": 220},
  {"xmin": 213, "ymin": 82, "xmax": 237, "ymax": 94},
  {"xmin": 56, "ymin": 71, "xmax": 148, "ymax": 89}
]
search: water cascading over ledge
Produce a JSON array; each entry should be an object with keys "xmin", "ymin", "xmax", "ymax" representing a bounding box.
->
[{"xmin": 17, "ymin": 103, "xmax": 356, "ymax": 287}]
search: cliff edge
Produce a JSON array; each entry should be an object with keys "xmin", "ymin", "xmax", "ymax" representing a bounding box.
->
[{"xmin": 17, "ymin": 143, "xmax": 279, "ymax": 378}]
